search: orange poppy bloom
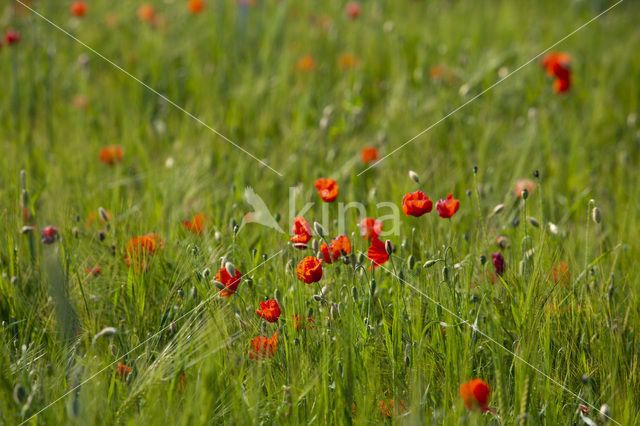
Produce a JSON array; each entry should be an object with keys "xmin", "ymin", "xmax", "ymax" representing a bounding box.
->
[
  {"xmin": 296, "ymin": 54, "xmax": 316, "ymax": 72},
  {"xmin": 542, "ymin": 52, "xmax": 571, "ymax": 94},
  {"xmin": 367, "ymin": 237, "xmax": 389, "ymax": 269},
  {"xmin": 124, "ymin": 233, "xmax": 163, "ymax": 270},
  {"xmin": 291, "ymin": 216, "xmax": 313, "ymax": 244},
  {"xmin": 378, "ymin": 399, "xmax": 407, "ymax": 418},
  {"xmin": 361, "ymin": 146, "xmax": 379, "ymax": 164},
  {"xmin": 338, "ymin": 53, "xmax": 360, "ymax": 70},
  {"xmin": 320, "ymin": 234, "xmax": 351, "ymax": 264},
  {"xmin": 314, "ymin": 178, "xmax": 339, "ymax": 202},
  {"xmin": 552, "ymin": 261, "xmax": 570, "ymax": 286},
  {"xmin": 187, "ymin": 0, "xmax": 205, "ymax": 14},
  {"xmin": 70, "ymin": 1, "xmax": 88, "ymax": 17},
  {"xmin": 87, "ymin": 266, "xmax": 102, "ymax": 276},
  {"xmin": 117, "ymin": 363, "xmax": 132, "ymax": 378},
  {"xmin": 137, "ymin": 4, "xmax": 156, "ymax": 22},
  {"xmin": 360, "ymin": 217, "xmax": 382, "ymax": 240},
  {"xmin": 435, "ymin": 194, "xmax": 459, "ymax": 218},
  {"xmin": 215, "ymin": 266, "xmax": 242, "ymax": 298},
  {"xmin": 346, "ymin": 2, "xmax": 361, "ymax": 19},
  {"xmin": 293, "ymin": 314, "xmax": 315, "ymax": 331},
  {"xmin": 296, "ymin": 256, "xmax": 323, "ymax": 284},
  {"xmin": 249, "ymin": 332, "xmax": 278, "ymax": 360},
  {"xmin": 181, "ymin": 213, "xmax": 207, "ymax": 235},
  {"xmin": 99, "ymin": 145, "xmax": 124, "ymax": 165},
  {"xmin": 514, "ymin": 178, "xmax": 537, "ymax": 197},
  {"xmin": 402, "ymin": 191, "xmax": 433, "ymax": 217},
  {"xmin": 459, "ymin": 378, "xmax": 490, "ymax": 411},
  {"xmin": 256, "ymin": 299, "xmax": 281, "ymax": 323}
]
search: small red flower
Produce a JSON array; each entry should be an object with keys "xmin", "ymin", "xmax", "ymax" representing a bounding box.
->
[
  {"xmin": 249, "ymin": 332, "xmax": 278, "ymax": 360},
  {"xmin": 492, "ymin": 252, "xmax": 505, "ymax": 276},
  {"xmin": 320, "ymin": 234, "xmax": 351, "ymax": 264},
  {"xmin": 435, "ymin": 194, "xmax": 459, "ymax": 218},
  {"xmin": 514, "ymin": 178, "xmax": 537, "ymax": 197},
  {"xmin": 296, "ymin": 54, "xmax": 316, "ymax": 72},
  {"xmin": 116, "ymin": 362, "xmax": 132, "ymax": 378},
  {"xmin": 187, "ymin": 0, "xmax": 205, "ymax": 15},
  {"xmin": 346, "ymin": 2, "xmax": 361, "ymax": 19},
  {"xmin": 367, "ymin": 237, "xmax": 389, "ymax": 269},
  {"xmin": 542, "ymin": 52, "xmax": 571, "ymax": 94},
  {"xmin": 5, "ymin": 29, "xmax": 20, "ymax": 45},
  {"xmin": 99, "ymin": 145, "xmax": 124, "ymax": 165},
  {"xmin": 552, "ymin": 261, "xmax": 570, "ymax": 286},
  {"xmin": 360, "ymin": 217, "xmax": 382, "ymax": 240},
  {"xmin": 361, "ymin": 146, "xmax": 379, "ymax": 164},
  {"xmin": 70, "ymin": 1, "xmax": 88, "ymax": 17},
  {"xmin": 402, "ymin": 191, "xmax": 433, "ymax": 217},
  {"xmin": 41, "ymin": 226, "xmax": 59, "ymax": 244},
  {"xmin": 291, "ymin": 216, "xmax": 313, "ymax": 244},
  {"xmin": 293, "ymin": 314, "xmax": 315, "ymax": 331},
  {"xmin": 378, "ymin": 399, "xmax": 407, "ymax": 418},
  {"xmin": 137, "ymin": 4, "xmax": 156, "ymax": 23},
  {"xmin": 459, "ymin": 378, "xmax": 491, "ymax": 411},
  {"xmin": 87, "ymin": 266, "xmax": 102, "ymax": 276},
  {"xmin": 314, "ymin": 178, "xmax": 339, "ymax": 202},
  {"xmin": 215, "ymin": 266, "xmax": 242, "ymax": 298},
  {"xmin": 124, "ymin": 233, "xmax": 163, "ymax": 270},
  {"xmin": 256, "ymin": 299, "xmax": 281, "ymax": 323},
  {"xmin": 181, "ymin": 213, "xmax": 207, "ymax": 235},
  {"xmin": 296, "ymin": 256, "xmax": 323, "ymax": 284}
]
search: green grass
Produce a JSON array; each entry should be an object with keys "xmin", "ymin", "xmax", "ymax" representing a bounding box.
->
[{"xmin": 1, "ymin": 0, "xmax": 639, "ymax": 424}]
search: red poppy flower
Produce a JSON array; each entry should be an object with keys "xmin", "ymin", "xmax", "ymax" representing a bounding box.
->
[
  {"xmin": 553, "ymin": 76, "xmax": 571, "ymax": 94},
  {"xmin": 87, "ymin": 266, "xmax": 102, "ymax": 276},
  {"xmin": 435, "ymin": 194, "xmax": 459, "ymax": 218},
  {"xmin": 256, "ymin": 299, "xmax": 281, "ymax": 323},
  {"xmin": 187, "ymin": 0, "xmax": 205, "ymax": 14},
  {"xmin": 492, "ymin": 252, "xmax": 504, "ymax": 276},
  {"xmin": 314, "ymin": 178, "xmax": 339, "ymax": 202},
  {"xmin": 459, "ymin": 378, "xmax": 490, "ymax": 411},
  {"xmin": 215, "ymin": 266, "xmax": 242, "ymax": 298},
  {"xmin": 378, "ymin": 399, "xmax": 407, "ymax": 418},
  {"xmin": 99, "ymin": 145, "xmax": 124, "ymax": 165},
  {"xmin": 291, "ymin": 216, "xmax": 313, "ymax": 244},
  {"xmin": 402, "ymin": 191, "xmax": 433, "ymax": 217},
  {"xmin": 70, "ymin": 1, "xmax": 88, "ymax": 17},
  {"xmin": 367, "ymin": 237, "xmax": 389, "ymax": 269},
  {"xmin": 346, "ymin": 2, "xmax": 361, "ymax": 19},
  {"xmin": 124, "ymin": 233, "xmax": 163, "ymax": 270},
  {"xmin": 552, "ymin": 261, "xmax": 570, "ymax": 285},
  {"xmin": 116, "ymin": 363, "xmax": 132, "ymax": 378},
  {"xmin": 293, "ymin": 314, "xmax": 315, "ymax": 331},
  {"xmin": 4, "ymin": 29, "xmax": 20, "ymax": 45},
  {"xmin": 320, "ymin": 234, "xmax": 351, "ymax": 264},
  {"xmin": 182, "ymin": 213, "xmax": 207, "ymax": 235},
  {"xmin": 137, "ymin": 4, "xmax": 156, "ymax": 22},
  {"xmin": 249, "ymin": 332, "xmax": 278, "ymax": 360},
  {"xmin": 542, "ymin": 52, "xmax": 571, "ymax": 94},
  {"xmin": 296, "ymin": 256, "xmax": 323, "ymax": 284},
  {"xmin": 361, "ymin": 146, "xmax": 379, "ymax": 164},
  {"xmin": 41, "ymin": 226, "xmax": 59, "ymax": 244},
  {"xmin": 296, "ymin": 54, "xmax": 316, "ymax": 72},
  {"xmin": 360, "ymin": 217, "xmax": 382, "ymax": 240},
  {"xmin": 514, "ymin": 178, "xmax": 537, "ymax": 197}
]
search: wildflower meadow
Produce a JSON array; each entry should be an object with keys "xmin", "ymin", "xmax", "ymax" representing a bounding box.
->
[{"xmin": 1, "ymin": 0, "xmax": 639, "ymax": 424}]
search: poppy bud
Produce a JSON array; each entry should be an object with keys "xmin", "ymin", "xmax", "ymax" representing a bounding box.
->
[
  {"xmin": 407, "ymin": 255, "xmax": 416, "ymax": 269},
  {"xmin": 313, "ymin": 294, "xmax": 323, "ymax": 302},
  {"xmin": 293, "ymin": 243, "xmax": 308, "ymax": 250},
  {"xmin": 225, "ymin": 262, "xmax": 236, "ymax": 277},
  {"xmin": 599, "ymin": 404, "xmax": 610, "ymax": 423},
  {"xmin": 92, "ymin": 327, "xmax": 117, "ymax": 343},
  {"xmin": 473, "ymin": 165, "xmax": 478, "ymax": 174},
  {"xmin": 442, "ymin": 266, "xmax": 449, "ymax": 281},
  {"xmin": 98, "ymin": 207, "xmax": 109, "ymax": 222},
  {"xmin": 21, "ymin": 226, "xmax": 33, "ymax": 234},
  {"xmin": 497, "ymin": 236, "xmax": 510, "ymax": 248},
  {"xmin": 423, "ymin": 259, "xmax": 437, "ymax": 268},
  {"xmin": 13, "ymin": 384, "xmax": 27, "ymax": 405},
  {"xmin": 313, "ymin": 222, "xmax": 326, "ymax": 238},
  {"xmin": 548, "ymin": 222, "xmax": 559, "ymax": 235},
  {"xmin": 526, "ymin": 216, "xmax": 539, "ymax": 227},
  {"xmin": 408, "ymin": 170, "xmax": 420, "ymax": 183},
  {"xmin": 492, "ymin": 204, "xmax": 504, "ymax": 215},
  {"xmin": 480, "ymin": 255, "xmax": 486, "ymax": 265},
  {"xmin": 214, "ymin": 280, "xmax": 225, "ymax": 290},
  {"xmin": 592, "ymin": 207, "xmax": 602, "ymax": 224},
  {"xmin": 98, "ymin": 230, "xmax": 105, "ymax": 241},
  {"xmin": 357, "ymin": 253, "xmax": 365, "ymax": 265},
  {"xmin": 521, "ymin": 189, "xmax": 529, "ymax": 199},
  {"xmin": 190, "ymin": 286, "xmax": 198, "ymax": 300},
  {"xmin": 533, "ymin": 170, "xmax": 539, "ymax": 178},
  {"xmin": 214, "ymin": 231, "xmax": 222, "ymax": 241},
  {"xmin": 352, "ymin": 286, "xmax": 358, "ymax": 301},
  {"xmin": 202, "ymin": 268, "xmax": 210, "ymax": 278},
  {"xmin": 370, "ymin": 279, "xmax": 376, "ymax": 296},
  {"xmin": 73, "ymin": 227, "xmax": 79, "ymax": 238},
  {"xmin": 311, "ymin": 239, "xmax": 319, "ymax": 251},
  {"xmin": 385, "ymin": 240, "xmax": 393, "ymax": 255}
]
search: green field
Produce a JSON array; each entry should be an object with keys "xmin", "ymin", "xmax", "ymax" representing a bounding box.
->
[{"xmin": 1, "ymin": 0, "xmax": 639, "ymax": 424}]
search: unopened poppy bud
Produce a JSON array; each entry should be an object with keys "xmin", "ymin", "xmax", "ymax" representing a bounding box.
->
[
  {"xmin": 225, "ymin": 262, "xmax": 236, "ymax": 277},
  {"xmin": 492, "ymin": 204, "xmax": 505, "ymax": 215},
  {"xmin": 110, "ymin": 344, "xmax": 117, "ymax": 356},
  {"xmin": 73, "ymin": 227, "xmax": 79, "ymax": 238},
  {"xmin": 480, "ymin": 255, "xmax": 487, "ymax": 265},
  {"xmin": 521, "ymin": 189, "xmax": 529, "ymax": 199},
  {"xmin": 233, "ymin": 224, "xmax": 239, "ymax": 234},
  {"xmin": 13, "ymin": 384, "xmax": 27, "ymax": 405},
  {"xmin": 442, "ymin": 266, "xmax": 449, "ymax": 281},
  {"xmin": 311, "ymin": 239, "xmax": 319, "ymax": 251},
  {"xmin": 526, "ymin": 216, "xmax": 539, "ymax": 227},
  {"xmin": 405, "ymin": 356, "xmax": 411, "ymax": 367},
  {"xmin": 408, "ymin": 170, "xmax": 420, "ymax": 183},
  {"xmin": 91, "ymin": 327, "xmax": 117, "ymax": 343},
  {"xmin": 548, "ymin": 222, "xmax": 559, "ymax": 235},
  {"xmin": 293, "ymin": 243, "xmax": 308, "ymax": 250},
  {"xmin": 313, "ymin": 294, "xmax": 323, "ymax": 302},
  {"xmin": 533, "ymin": 170, "xmax": 539, "ymax": 178},
  {"xmin": 214, "ymin": 231, "xmax": 221, "ymax": 241},
  {"xmin": 473, "ymin": 165, "xmax": 478, "ymax": 174},
  {"xmin": 352, "ymin": 286, "xmax": 358, "ymax": 300},
  {"xmin": 313, "ymin": 222, "xmax": 326, "ymax": 237},
  {"xmin": 370, "ymin": 279, "xmax": 376, "ymax": 295},
  {"xmin": 98, "ymin": 207, "xmax": 109, "ymax": 222},
  {"xmin": 385, "ymin": 240, "xmax": 393, "ymax": 255},
  {"xmin": 202, "ymin": 268, "xmax": 210, "ymax": 278},
  {"xmin": 98, "ymin": 230, "xmax": 105, "ymax": 241},
  {"xmin": 170, "ymin": 322, "xmax": 177, "ymax": 333},
  {"xmin": 423, "ymin": 259, "xmax": 437, "ymax": 268},
  {"xmin": 497, "ymin": 235, "xmax": 510, "ymax": 248},
  {"xmin": 341, "ymin": 255, "xmax": 351, "ymax": 265},
  {"xmin": 407, "ymin": 255, "xmax": 416, "ymax": 269},
  {"xmin": 599, "ymin": 404, "xmax": 610, "ymax": 423},
  {"xmin": 213, "ymin": 280, "xmax": 225, "ymax": 290},
  {"xmin": 321, "ymin": 286, "xmax": 329, "ymax": 296},
  {"xmin": 592, "ymin": 207, "xmax": 602, "ymax": 224},
  {"xmin": 20, "ymin": 226, "xmax": 33, "ymax": 234},
  {"xmin": 357, "ymin": 253, "xmax": 365, "ymax": 265},
  {"xmin": 190, "ymin": 286, "xmax": 198, "ymax": 300}
]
